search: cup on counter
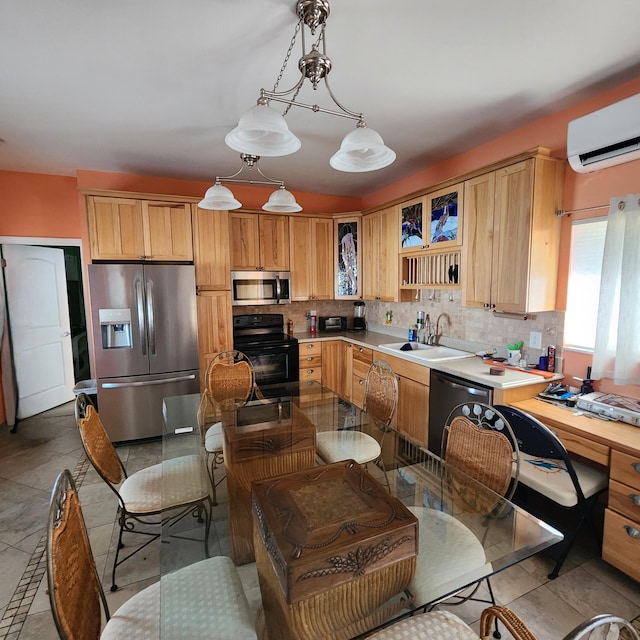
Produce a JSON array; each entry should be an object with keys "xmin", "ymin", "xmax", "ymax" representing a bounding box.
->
[
  {"xmin": 507, "ymin": 349, "xmax": 521, "ymax": 366},
  {"xmin": 538, "ymin": 355, "xmax": 549, "ymax": 370}
]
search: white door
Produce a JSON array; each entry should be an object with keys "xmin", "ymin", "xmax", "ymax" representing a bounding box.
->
[{"xmin": 2, "ymin": 244, "xmax": 75, "ymax": 418}]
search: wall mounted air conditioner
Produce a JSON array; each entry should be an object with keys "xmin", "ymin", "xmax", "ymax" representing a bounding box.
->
[{"xmin": 567, "ymin": 93, "xmax": 640, "ymax": 173}]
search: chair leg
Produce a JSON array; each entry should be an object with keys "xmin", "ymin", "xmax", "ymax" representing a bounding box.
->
[{"xmin": 206, "ymin": 452, "xmax": 218, "ymax": 506}]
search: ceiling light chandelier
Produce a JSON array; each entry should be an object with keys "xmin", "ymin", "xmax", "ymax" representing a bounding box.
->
[
  {"xmin": 225, "ymin": 0, "xmax": 396, "ymax": 173},
  {"xmin": 198, "ymin": 153, "xmax": 302, "ymax": 212}
]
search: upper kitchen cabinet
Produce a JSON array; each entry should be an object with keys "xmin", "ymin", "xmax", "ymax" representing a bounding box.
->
[
  {"xmin": 289, "ymin": 216, "xmax": 334, "ymax": 301},
  {"xmin": 362, "ymin": 207, "xmax": 399, "ymax": 302},
  {"xmin": 192, "ymin": 206, "xmax": 231, "ymax": 290},
  {"xmin": 230, "ymin": 212, "xmax": 289, "ymax": 271},
  {"xmin": 399, "ymin": 185, "xmax": 463, "ymax": 254},
  {"xmin": 86, "ymin": 195, "xmax": 193, "ymax": 261},
  {"xmin": 335, "ymin": 216, "xmax": 363, "ymax": 299},
  {"xmin": 462, "ymin": 150, "xmax": 564, "ymax": 313}
]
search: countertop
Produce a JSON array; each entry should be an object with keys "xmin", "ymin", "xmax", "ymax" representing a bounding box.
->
[{"xmin": 294, "ymin": 329, "xmax": 562, "ymax": 391}]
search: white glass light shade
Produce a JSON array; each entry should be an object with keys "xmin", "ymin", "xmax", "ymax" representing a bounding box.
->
[
  {"xmin": 225, "ymin": 104, "xmax": 301, "ymax": 157},
  {"xmin": 329, "ymin": 126, "xmax": 396, "ymax": 172},
  {"xmin": 262, "ymin": 186, "xmax": 302, "ymax": 213},
  {"xmin": 198, "ymin": 182, "xmax": 242, "ymax": 210}
]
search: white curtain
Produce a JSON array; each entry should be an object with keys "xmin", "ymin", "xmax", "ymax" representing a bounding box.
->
[{"xmin": 591, "ymin": 194, "xmax": 640, "ymax": 385}]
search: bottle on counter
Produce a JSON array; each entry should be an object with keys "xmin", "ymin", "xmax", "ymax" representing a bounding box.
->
[
  {"xmin": 287, "ymin": 318, "xmax": 294, "ymax": 336},
  {"xmin": 309, "ymin": 310, "xmax": 317, "ymax": 337}
]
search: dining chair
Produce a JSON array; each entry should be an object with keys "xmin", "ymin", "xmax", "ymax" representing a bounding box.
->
[
  {"xmin": 197, "ymin": 350, "xmax": 256, "ymax": 504},
  {"xmin": 315, "ymin": 359, "xmax": 398, "ymax": 486},
  {"xmin": 495, "ymin": 405, "xmax": 609, "ymax": 579},
  {"xmin": 408, "ymin": 402, "xmax": 519, "ymax": 637},
  {"xmin": 46, "ymin": 468, "xmax": 257, "ymax": 640},
  {"xmin": 74, "ymin": 392, "xmax": 213, "ymax": 592},
  {"xmin": 364, "ymin": 606, "xmax": 640, "ymax": 640}
]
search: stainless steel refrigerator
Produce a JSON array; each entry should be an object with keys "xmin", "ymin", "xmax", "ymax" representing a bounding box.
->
[{"xmin": 88, "ymin": 264, "xmax": 199, "ymax": 442}]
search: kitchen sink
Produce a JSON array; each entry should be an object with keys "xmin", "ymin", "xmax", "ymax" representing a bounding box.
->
[{"xmin": 377, "ymin": 342, "xmax": 474, "ymax": 363}]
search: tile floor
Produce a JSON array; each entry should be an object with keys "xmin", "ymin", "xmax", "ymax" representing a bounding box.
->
[{"xmin": 0, "ymin": 402, "xmax": 638, "ymax": 639}]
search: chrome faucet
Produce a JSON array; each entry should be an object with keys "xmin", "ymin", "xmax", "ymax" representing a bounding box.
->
[{"xmin": 433, "ymin": 313, "xmax": 452, "ymax": 345}]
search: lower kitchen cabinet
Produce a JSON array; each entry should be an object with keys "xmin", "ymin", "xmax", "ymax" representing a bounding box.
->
[
  {"xmin": 299, "ymin": 341, "xmax": 322, "ymax": 383},
  {"xmin": 351, "ymin": 344, "xmax": 373, "ymax": 409},
  {"xmin": 322, "ymin": 340, "xmax": 351, "ymax": 399}
]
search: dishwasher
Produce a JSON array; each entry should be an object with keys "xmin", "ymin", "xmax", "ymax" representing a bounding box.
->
[{"xmin": 428, "ymin": 370, "xmax": 493, "ymax": 456}]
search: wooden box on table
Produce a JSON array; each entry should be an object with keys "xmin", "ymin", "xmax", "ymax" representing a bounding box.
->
[{"xmin": 252, "ymin": 460, "xmax": 418, "ymax": 640}]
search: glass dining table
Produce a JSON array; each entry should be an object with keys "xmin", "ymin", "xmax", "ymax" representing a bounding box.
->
[{"xmin": 161, "ymin": 380, "xmax": 562, "ymax": 640}]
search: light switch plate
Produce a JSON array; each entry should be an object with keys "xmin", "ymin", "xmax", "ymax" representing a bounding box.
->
[{"xmin": 529, "ymin": 331, "xmax": 542, "ymax": 350}]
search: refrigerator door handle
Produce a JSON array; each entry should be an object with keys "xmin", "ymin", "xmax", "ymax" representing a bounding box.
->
[
  {"xmin": 146, "ymin": 279, "xmax": 156, "ymax": 356},
  {"xmin": 101, "ymin": 374, "xmax": 197, "ymax": 389},
  {"xmin": 135, "ymin": 278, "xmax": 147, "ymax": 356}
]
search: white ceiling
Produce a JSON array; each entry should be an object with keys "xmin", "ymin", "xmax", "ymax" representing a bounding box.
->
[{"xmin": 1, "ymin": 0, "xmax": 640, "ymax": 198}]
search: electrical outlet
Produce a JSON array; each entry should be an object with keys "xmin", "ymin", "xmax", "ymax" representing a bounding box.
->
[{"xmin": 529, "ymin": 331, "xmax": 542, "ymax": 350}]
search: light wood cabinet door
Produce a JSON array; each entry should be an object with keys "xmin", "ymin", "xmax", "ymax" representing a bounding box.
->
[
  {"xmin": 87, "ymin": 196, "xmax": 193, "ymax": 261},
  {"xmin": 289, "ymin": 217, "xmax": 334, "ymax": 301},
  {"xmin": 87, "ymin": 196, "xmax": 146, "ymax": 260},
  {"xmin": 230, "ymin": 213, "xmax": 289, "ymax": 271},
  {"xmin": 462, "ymin": 153, "xmax": 563, "ymax": 313},
  {"xmin": 322, "ymin": 340, "xmax": 351, "ymax": 399},
  {"xmin": 192, "ymin": 207, "xmax": 231, "ymax": 290},
  {"xmin": 396, "ymin": 375, "xmax": 429, "ymax": 447},
  {"xmin": 142, "ymin": 201, "xmax": 193, "ymax": 261},
  {"xmin": 362, "ymin": 207, "xmax": 398, "ymax": 302},
  {"xmin": 196, "ymin": 290, "xmax": 233, "ymax": 387}
]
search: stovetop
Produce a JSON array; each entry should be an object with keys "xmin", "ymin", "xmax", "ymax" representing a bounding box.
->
[{"xmin": 233, "ymin": 313, "xmax": 298, "ymax": 346}]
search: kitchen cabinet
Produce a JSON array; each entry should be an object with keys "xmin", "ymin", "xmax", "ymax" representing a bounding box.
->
[
  {"xmin": 299, "ymin": 341, "xmax": 322, "ymax": 383},
  {"xmin": 462, "ymin": 151, "xmax": 564, "ymax": 313},
  {"xmin": 192, "ymin": 206, "xmax": 231, "ymax": 290},
  {"xmin": 86, "ymin": 195, "xmax": 193, "ymax": 261},
  {"xmin": 362, "ymin": 206, "xmax": 399, "ymax": 302},
  {"xmin": 399, "ymin": 184, "xmax": 463, "ymax": 254},
  {"xmin": 196, "ymin": 290, "xmax": 233, "ymax": 386},
  {"xmin": 603, "ymin": 449, "xmax": 640, "ymax": 582},
  {"xmin": 374, "ymin": 351, "xmax": 430, "ymax": 447},
  {"xmin": 230, "ymin": 212, "xmax": 289, "ymax": 271},
  {"xmin": 322, "ymin": 340, "xmax": 351, "ymax": 400},
  {"xmin": 350, "ymin": 344, "xmax": 373, "ymax": 408},
  {"xmin": 289, "ymin": 216, "xmax": 334, "ymax": 301}
]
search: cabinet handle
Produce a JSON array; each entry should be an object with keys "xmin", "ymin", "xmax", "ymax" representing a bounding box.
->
[
  {"xmin": 624, "ymin": 525, "xmax": 640, "ymax": 539},
  {"xmin": 632, "ymin": 462, "xmax": 640, "ymax": 474},
  {"xmin": 629, "ymin": 494, "xmax": 640, "ymax": 507},
  {"xmin": 306, "ymin": 356, "xmax": 313, "ymax": 361},
  {"xmin": 306, "ymin": 369, "xmax": 314, "ymax": 374},
  {"xmin": 359, "ymin": 380, "xmax": 364, "ymax": 385},
  {"xmin": 306, "ymin": 344, "xmax": 314, "ymax": 349},
  {"xmin": 359, "ymin": 347, "xmax": 364, "ymax": 352}
]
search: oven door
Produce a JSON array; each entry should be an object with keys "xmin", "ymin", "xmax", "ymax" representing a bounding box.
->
[
  {"xmin": 231, "ymin": 271, "xmax": 291, "ymax": 306},
  {"xmin": 237, "ymin": 340, "xmax": 300, "ymax": 388}
]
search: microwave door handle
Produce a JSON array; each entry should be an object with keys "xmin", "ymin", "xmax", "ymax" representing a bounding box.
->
[
  {"xmin": 275, "ymin": 275, "xmax": 281, "ymax": 304},
  {"xmin": 146, "ymin": 279, "xmax": 156, "ymax": 355},
  {"xmin": 135, "ymin": 279, "xmax": 147, "ymax": 356}
]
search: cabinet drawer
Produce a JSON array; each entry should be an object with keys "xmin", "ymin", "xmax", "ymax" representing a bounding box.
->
[
  {"xmin": 352, "ymin": 359, "xmax": 371, "ymax": 379},
  {"xmin": 300, "ymin": 367, "xmax": 322, "ymax": 382},
  {"xmin": 300, "ymin": 341, "xmax": 322, "ymax": 356},
  {"xmin": 353, "ymin": 345, "xmax": 373, "ymax": 366},
  {"xmin": 299, "ymin": 354, "xmax": 322, "ymax": 368},
  {"xmin": 550, "ymin": 424, "xmax": 609, "ymax": 467},
  {"xmin": 374, "ymin": 351, "xmax": 430, "ymax": 384},
  {"xmin": 609, "ymin": 478, "xmax": 640, "ymax": 523},
  {"xmin": 603, "ymin": 508, "xmax": 640, "ymax": 583},
  {"xmin": 610, "ymin": 449, "xmax": 640, "ymax": 490}
]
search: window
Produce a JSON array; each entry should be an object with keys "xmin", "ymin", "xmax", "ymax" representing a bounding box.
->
[{"xmin": 564, "ymin": 217, "xmax": 607, "ymax": 350}]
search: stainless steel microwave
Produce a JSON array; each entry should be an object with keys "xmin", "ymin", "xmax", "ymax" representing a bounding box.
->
[{"xmin": 231, "ymin": 271, "xmax": 291, "ymax": 306}]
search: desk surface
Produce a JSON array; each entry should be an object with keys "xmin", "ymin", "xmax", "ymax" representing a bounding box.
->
[
  {"xmin": 510, "ymin": 397, "xmax": 640, "ymax": 458},
  {"xmin": 162, "ymin": 382, "xmax": 562, "ymax": 639}
]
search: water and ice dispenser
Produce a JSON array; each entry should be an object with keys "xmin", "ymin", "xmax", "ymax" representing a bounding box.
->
[{"xmin": 99, "ymin": 309, "xmax": 133, "ymax": 349}]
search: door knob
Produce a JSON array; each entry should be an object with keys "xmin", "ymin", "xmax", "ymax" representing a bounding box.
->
[{"xmin": 62, "ymin": 331, "xmax": 71, "ymax": 337}]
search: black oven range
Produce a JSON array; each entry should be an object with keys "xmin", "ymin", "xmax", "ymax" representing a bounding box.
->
[{"xmin": 232, "ymin": 314, "xmax": 299, "ymax": 397}]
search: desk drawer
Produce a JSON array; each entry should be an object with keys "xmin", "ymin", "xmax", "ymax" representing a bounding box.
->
[
  {"xmin": 609, "ymin": 478, "xmax": 640, "ymax": 523},
  {"xmin": 610, "ymin": 449, "xmax": 640, "ymax": 489},
  {"xmin": 603, "ymin": 508, "xmax": 640, "ymax": 583},
  {"xmin": 550, "ymin": 424, "xmax": 609, "ymax": 466}
]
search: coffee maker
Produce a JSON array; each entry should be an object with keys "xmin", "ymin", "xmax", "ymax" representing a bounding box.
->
[{"xmin": 353, "ymin": 301, "xmax": 366, "ymax": 331}]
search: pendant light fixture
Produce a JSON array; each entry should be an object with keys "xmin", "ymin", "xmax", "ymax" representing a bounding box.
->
[
  {"xmin": 225, "ymin": 0, "xmax": 395, "ymax": 173},
  {"xmin": 198, "ymin": 154, "xmax": 302, "ymax": 212}
]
